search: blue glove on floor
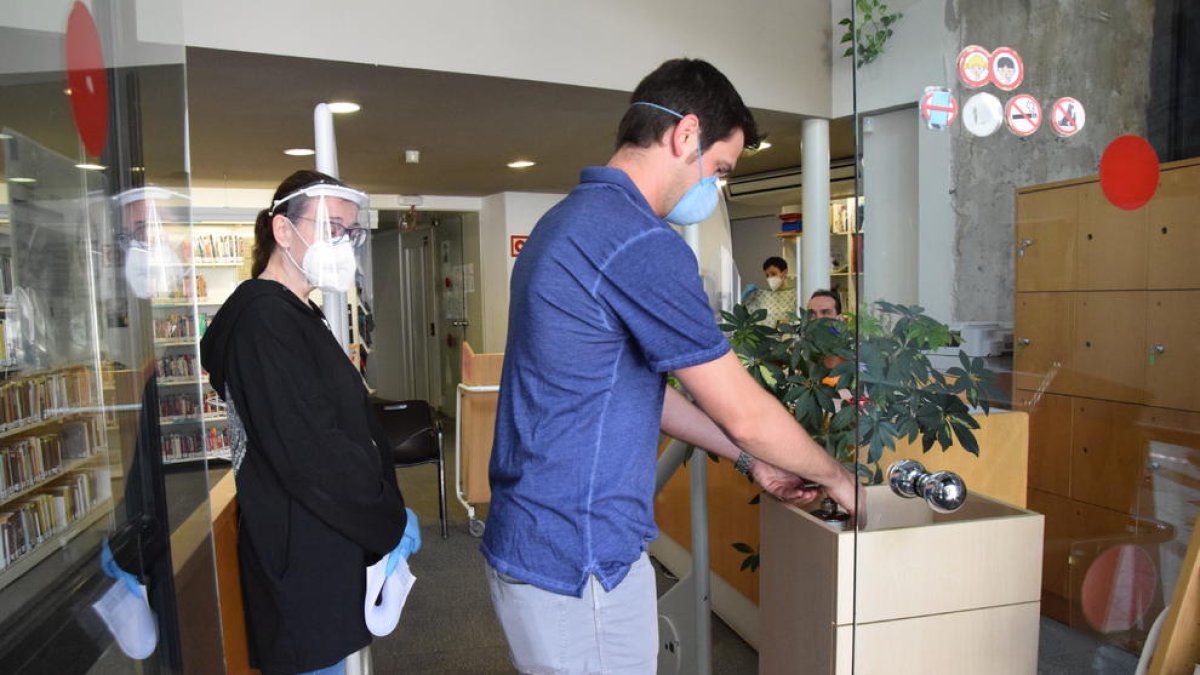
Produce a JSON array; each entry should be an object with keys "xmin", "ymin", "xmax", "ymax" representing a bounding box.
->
[
  {"xmin": 386, "ymin": 508, "xmax": 421, "ymax": 576},
  {"xmin": 741, "ymin": 283, "xmax": 759, "ymax": 302}
]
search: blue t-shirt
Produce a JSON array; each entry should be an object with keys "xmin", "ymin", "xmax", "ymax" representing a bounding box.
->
[{"xmin": 481, "ymin": 166, "xmax": 729, "ymax": 597}]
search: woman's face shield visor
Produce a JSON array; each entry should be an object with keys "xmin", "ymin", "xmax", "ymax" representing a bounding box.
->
[{"xmin": 272, "ymin": 183, "xmax": 371, "ymax": 249}]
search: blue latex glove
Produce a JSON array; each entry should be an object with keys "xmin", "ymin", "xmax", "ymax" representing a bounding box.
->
[
  {"xmin": 386, "ymin": 508, "xmax": 421, "ymax": 575},
  {"xmin": 100, "ymin": 537, "xmax": 144, "ymax": 599},
  {"xmin": 740, "ymin": 284, "xmax": 759, "ymax": 302}
]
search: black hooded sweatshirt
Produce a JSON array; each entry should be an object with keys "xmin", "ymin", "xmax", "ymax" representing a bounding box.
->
[{"xmin": 200, "ymin": 278, "xmax": 406, "ymax": 675}]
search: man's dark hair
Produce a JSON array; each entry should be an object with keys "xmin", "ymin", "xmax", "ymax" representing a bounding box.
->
[
  {"xmin": 616, "ymin": 58, "xmax": 760, "ymax": 151},
  {"xmin": 809, "ymin": 289, "xmax": 842, "ymax": 315},
  {"xmin": 997, "ymin": 56, "xmax": 1015, "ymax": 70},
  {"xmin": 762, "ymin": 256, "xmax": 788, "ymax": 272}
]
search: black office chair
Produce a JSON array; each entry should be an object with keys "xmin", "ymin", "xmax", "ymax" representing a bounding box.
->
[{"xmin": 372, "ymin": 399, "xmax": 448, "ymax": 539}]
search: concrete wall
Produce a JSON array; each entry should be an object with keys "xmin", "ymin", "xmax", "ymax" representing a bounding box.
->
[
  {"xmin": 178, "ymin": 0, "xmax": 832, "ymax": 117},
  {"xmin": 948, "ymin": 0, "xmax": 1156, "ymax": 322}
]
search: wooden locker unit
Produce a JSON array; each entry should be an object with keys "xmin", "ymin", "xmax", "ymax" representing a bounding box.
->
[
  {"xmin": 1069, "ymin": 399, "xmax": 1150, "ymax": 516},
  {"xmin": 1016, "ymin": 391, "xmax": 1072, "ymax": 497},
  {"xmin": 1015, "ymin": 185, "xmax": 1080, "ymax": 292},
  {"xmin": 1077, "ymin": 183, "xmax": 1149, "ymax": 291},
  {"xmin": 1068, "ymin": 291, "xmax": 1147, "ymax": 404},
  {"xmin": 1147, "ymin": 164, "xmax": 1200, "ymax": 290},
  {"xmin": 1145, "ymin": 291, "xmax": 1200, "ymax": 412},
  {"xmin": 1014, "ymin": 293, "xmax": 1075, "ymax": 393},
  {"xmin": 1014, "ymin": 158, "xmax": 1200, "ymax": 642}
]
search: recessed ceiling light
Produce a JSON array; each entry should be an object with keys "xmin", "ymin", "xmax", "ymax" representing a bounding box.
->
[
  {"xmin": 75, "ymin": 163, "xmax": 106, "ymax": 171},
  {"xmin": 63, "ymin": 88, "xmax": 72, "ymax": 96},
  {"xmin": 757, "ymin": 141, "xmax": 773, "ymax": 150},
  {"xmin": 8, "ymin": 177, "xmax": 36, "ymax": 184},
  {"xmin": 327, "ymin": 101, "xmax": 360, "ymax": 114},
  {"xmin": 284, "ymin": 148, "xmax": 316, "ymax": 156},
  {"xmin": 507, "ymin": 160, "xmax": 536, "ymax": 169},
  {"xmin": 0, "ymin": 133, "xmax": 11, "ymax": 140}
]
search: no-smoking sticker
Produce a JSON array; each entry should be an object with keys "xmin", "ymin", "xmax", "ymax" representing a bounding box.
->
[
  {"xmin": 956, "ymin": 46, "xmax": 991, "ymax": 88},
  {"xmin": 920, "ymin": 86, "xmax": 957, "ymax": 131},
  {"xmin": 1005, "ymin": 94, "xmax": 1042, "ymax": 136},
  {"xmin": 990, "ymin": 47, "xmax": 1024, "ymax": 91},
  {"xmin": 510, "ymin": 235, "xmax": 528, "ymax": 257},
  {"xmin": 1050, "ymin": 97, "xmax": 1086, "ymax": 137}
]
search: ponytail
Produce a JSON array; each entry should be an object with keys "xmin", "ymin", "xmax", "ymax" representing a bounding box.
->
[{"xmin": 250, "ymin": 208, "xmax": 275, "ymax": 278}]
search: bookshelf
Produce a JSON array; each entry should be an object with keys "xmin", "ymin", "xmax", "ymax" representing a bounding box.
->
[{"xmin": 152, "ymin": 222, "xmax": 252, "ymax": 465}]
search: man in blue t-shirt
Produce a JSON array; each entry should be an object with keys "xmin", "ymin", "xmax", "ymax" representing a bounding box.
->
[{"xmin": 482, "ymin": 58, "xmax": 860, "ymax": 673}]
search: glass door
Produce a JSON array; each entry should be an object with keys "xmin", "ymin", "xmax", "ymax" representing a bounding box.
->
[
  {"xmin": 0, "ymin": 2, "xmax": 224, "ymax": 673},
  {"xmin": 844, "ymin": 1, "xmax": 1199, "ymax": 673}
]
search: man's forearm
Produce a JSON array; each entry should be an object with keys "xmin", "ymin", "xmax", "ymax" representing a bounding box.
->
[{"xmin": 660, "ymin": 385, "xmax": 742, "ymax": 463}]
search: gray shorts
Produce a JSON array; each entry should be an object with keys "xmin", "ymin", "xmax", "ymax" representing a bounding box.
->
[{"xmin": 485, "ymin": 552, "xmax": 658, "ymax": 675}]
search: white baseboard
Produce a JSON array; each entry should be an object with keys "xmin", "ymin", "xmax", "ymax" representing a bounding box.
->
[{"xmin": 650, "ymin": 533, "xmax": 760, "ymax": 650}]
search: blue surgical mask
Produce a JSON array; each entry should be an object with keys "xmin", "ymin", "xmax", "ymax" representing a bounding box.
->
[{"xmin": 632, "ymin": 101, "xmax": 721, "ymax": 225}]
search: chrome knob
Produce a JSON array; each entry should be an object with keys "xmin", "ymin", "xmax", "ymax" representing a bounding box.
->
[
  {"xmin": 888, "ymin": 459, "xmax": 925, "ymax": 499},
  {"xmin": 1017, "ymin": 238, "xmax": 1035, "ymax": 257},
  {"xmin": 918, "ymin": 470, "xmax": 968, "ymax": 513},
  {"xmin": 887, "ymin": 460, "xmax": 968, "ymax": 513}
]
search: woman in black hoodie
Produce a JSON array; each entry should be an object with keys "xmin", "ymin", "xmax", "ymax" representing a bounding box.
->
[{"xmin": 200, "ymin": 170, "xmax": 408, "ymax": 675}]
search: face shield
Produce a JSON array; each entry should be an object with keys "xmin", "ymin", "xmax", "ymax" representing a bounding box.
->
[
  {"xmin": 113, "ymin": 187, "xmax": 188, "ymax": 300},
  {"xmin": 272, "ymin": 183, "xmax": 370, "ymax": 293}
]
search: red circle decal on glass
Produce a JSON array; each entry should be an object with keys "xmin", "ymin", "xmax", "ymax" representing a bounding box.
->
[
  {"xmin": 1099, "ymin": 136, "xmax": 1160, "ymax": 211},
  {"xmin": 65, "ymin": 1, "xmax": 109, "ymax": 158}
]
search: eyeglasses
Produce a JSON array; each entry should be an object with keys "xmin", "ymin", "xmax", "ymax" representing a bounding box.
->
[{"xmin": 292, "ymin": 216, "xmax": 369, "ymax": 248}]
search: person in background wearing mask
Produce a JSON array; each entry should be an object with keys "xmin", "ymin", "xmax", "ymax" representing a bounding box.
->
[
  {"xmin": 483, "ymin": 58, "xmax": 860, "ymax": 673},
  {"xmin": 200, "ymin": 170, "xmax": 418, "ymax": 675},
  {"xmin": 807, "ymin": 288, "xmax": 843, "ymax": 319},
  {"xmin": 742, "ymin": 255, "xmax": 798, "ymax": 326}
]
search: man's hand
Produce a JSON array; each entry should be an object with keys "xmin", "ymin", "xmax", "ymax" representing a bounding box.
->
[{"xmin": 749, "ymin": 459, "xmax": 823, "ymax": 507}]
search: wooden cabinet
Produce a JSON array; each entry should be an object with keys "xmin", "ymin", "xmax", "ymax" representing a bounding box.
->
[
  {"xmin": 1014, "ymin": 293, "xmax": 1075, "ymax": 393},
  {"xmin": 1077, "ymin": 183, "xmax": 1148, "ymax": 291},
  {"xmin": 1145, "ymin": 291, "xmax": 1200, "ymax": 411},
  {"xmin": 1016, "ymin": 391, "xmax": 1072, "ymax": 497},
  {"xmin": 1068, "ymin": 291, "xmax": 1147, "ymax": 403},
  {"xmin": 1070, "ymin": 399, "xmax": 1150, "ymax": 515},
  {"xmin": 1016, "ymin": 186, "xmax": 1079, "ymax": 292},
  {"xmin": 1148, "ymin": 164, "xmax": 1200, "ymax": 290},
  {"xmin": 1015, "ymin": 159, "xmax": 1200, "ymax": 643}
]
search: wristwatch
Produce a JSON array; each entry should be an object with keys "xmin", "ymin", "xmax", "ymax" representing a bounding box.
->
[{"xmin": 734, "ymin": 450, "xmax": 755, "ymax": 476}]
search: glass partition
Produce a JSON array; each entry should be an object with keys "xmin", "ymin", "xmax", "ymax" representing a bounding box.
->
[
  {"xmin": 846, "ymin": 1, "xmax": 1199, "ymax": 673},
  {"xmin": 0, "ymin": 1, "xmax": 225, "ymax": 672}
]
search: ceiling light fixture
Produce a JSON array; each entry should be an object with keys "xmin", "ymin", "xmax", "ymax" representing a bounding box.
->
[
  {"xmin": 8, "ymin": 177, "xmax": 36, "ymax": 184},
  {"xmin": 757, "ymin": 141, "xmax": 773, "ymax": 150},
  {"xmin": 507, "ymin": 160, "xmax": 536, "ymax": 169},
  {"xmin": 75, "ymin": 163, "xmax": 106, "ymax": 171},
  {"xmin": 327, "ymin": 101, "xmax": 360, "ymax": 114},
  {"xmin": 284, "ymin": 148, "xmax": 316, "ymax": 156}
]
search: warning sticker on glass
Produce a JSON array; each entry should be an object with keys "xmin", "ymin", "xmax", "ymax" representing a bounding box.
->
[
  {"xmin": 1049, "ymin": 97, "xmax": 1086, "ymax": 138},
  {"xmin": 1005, "ymin": 94, "xmax": 1042, "ymax": 136},
  {"xmin": 990, "ymin": 47, "xmax": 1024, "ymax": 91},
  {"xmin": 920, "ymin": 86, "xmax": 958, "ymax": 131},
  {"xmin": 956, "ymin": 46, "xmax": 992, "ymax": 89}
]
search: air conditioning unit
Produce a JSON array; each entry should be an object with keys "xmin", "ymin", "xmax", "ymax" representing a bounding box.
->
[{"xmin": 723, "ymin": 158, "xmax": 858, "ymax": 203}]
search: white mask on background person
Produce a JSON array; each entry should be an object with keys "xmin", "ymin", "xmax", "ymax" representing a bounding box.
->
[
  {"xmin": 766, "ymin": 276, "xmax": 784, "ymax": 291},
  {"xmin": 124, "ymin": 241, "xmax": 183, "ymax": 300},
  {"xmin": 285, "ymin": 220, "xmax": 358, "ymax": 293}
]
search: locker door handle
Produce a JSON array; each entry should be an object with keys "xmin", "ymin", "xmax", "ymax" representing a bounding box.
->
[
  {"xmin": 430, "ymin": 323, "xmax": 436, "ymax": 337},
  {"xmin": 1017, "ymin": 238, "xmax": 1034, "ymax": 257},
  {"xmin": 1152, "ymin": 343, "xmax": 1166, "ymax": 354}
]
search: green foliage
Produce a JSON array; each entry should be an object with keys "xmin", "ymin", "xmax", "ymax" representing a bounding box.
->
[
  {"xmin": 732, "ymin": 542, "xmax": 760, "ymax": 572},
  {"xmin": 838, "ymin": 0, "xmax": 903, "ymax": 68},
  {"xmin": 720, "ymin": 301, "xmax": 1002, "ymax": 483}
]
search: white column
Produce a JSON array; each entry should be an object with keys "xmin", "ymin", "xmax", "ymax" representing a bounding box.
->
[
  {"xmin": 801, "ymin": 118, "xmax": 831, "ymax": 307},
  {"xmin": 313, "ymin": 102, "xmax": 351, "ymax": 350}
]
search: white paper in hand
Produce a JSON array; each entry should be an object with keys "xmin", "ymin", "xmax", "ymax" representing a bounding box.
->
[
  {"xmin": 364, "ymin": 554, "xmax": 416, "ymax": 636},
  {"xmin": 91, "ymin": 580, "xmax": 157, "ymax": 659}
]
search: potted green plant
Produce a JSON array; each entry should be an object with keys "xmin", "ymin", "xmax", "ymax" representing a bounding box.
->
[{"xmin": 721, "ymin": 300, "xmax": 1002, "ymax": 570}]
